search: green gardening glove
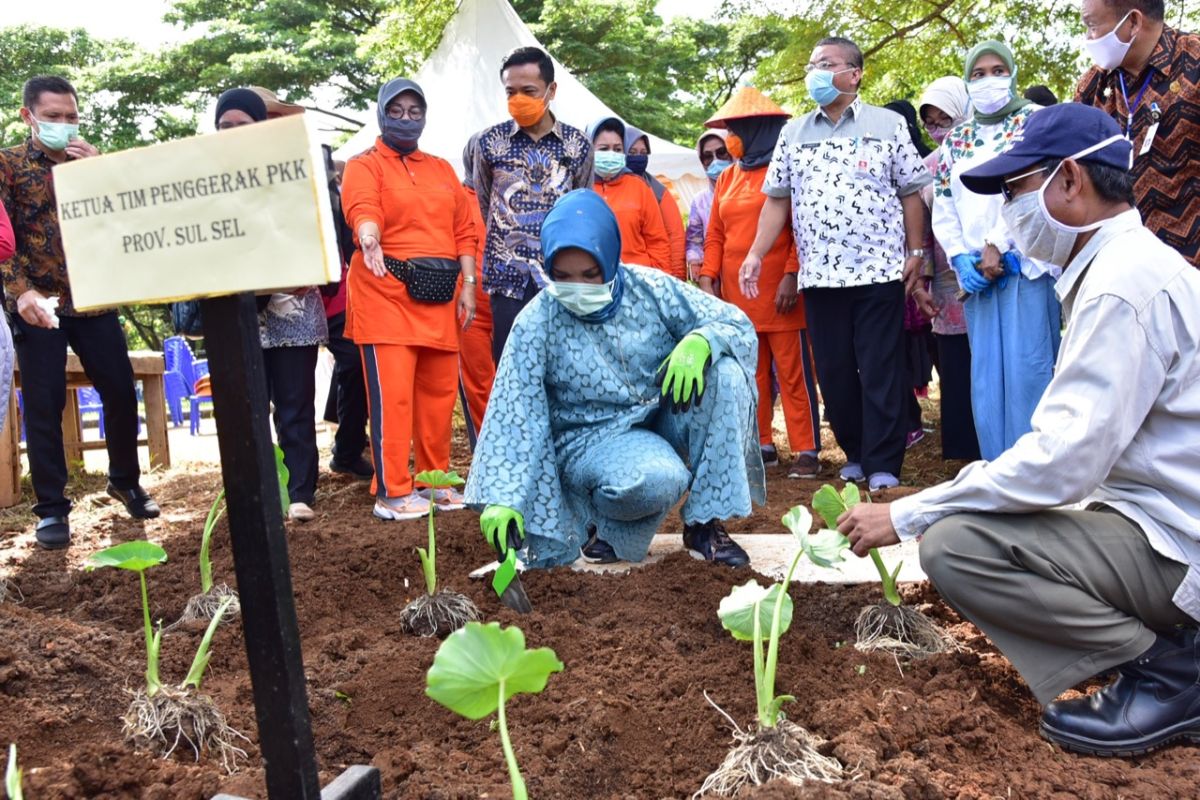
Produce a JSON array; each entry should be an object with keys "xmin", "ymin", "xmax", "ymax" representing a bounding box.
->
[
  {"xmin": 658, "ymin": 332, "xmax": 712, "ymax": 414},
  {"xmin": 481, "ymin": 504, "xmax": 524, "ymax": 558}
]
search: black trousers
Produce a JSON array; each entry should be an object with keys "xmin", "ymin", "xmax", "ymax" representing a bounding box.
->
[
  {"xmin": 322, "ymin": 312, "xmax": 368, "ymax": 465},
  {"xmin": 264, "ymin": 345, "xmax": 319, "ymax": 505},
  {"xmin": 803, "ymin": 281, "xmax": 908, "ymax": 477},
  {"xmin": 14, "ymin": 312, "xmax": 140, "ymax": 519},
  {"xmin": 490, "ymin": 278, "xmax": 541, "ymax": 365},
  {"xmin": 934, "ymin": 333, "xmax": 982, "ymax": 461}
]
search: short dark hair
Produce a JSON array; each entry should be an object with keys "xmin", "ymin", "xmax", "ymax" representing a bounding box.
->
[
  {"xmin": 501, "ymin": 47, "xmax": 554, "ymax": 85},
  {"xmin": 815, "ymin": 36, "xmax": 864, "ymax": 69},
  {"xmin": 1023, "ymin": 85, "xmax": 1059, "ymax": 106},
  {"xmin": 1043, "ymin": 158, "xmax": 1136, "ymax": 206},
  {"xmin": 23, "ymin": 75, "xmax": 78, "ymax": 110},
  {"xmin": 1104, "ymin": 1, "xmax": 1165, "ymax": 22},
  {"xmin": 593, "ymin": 117, "xmax": 625, "ymax": 141}
]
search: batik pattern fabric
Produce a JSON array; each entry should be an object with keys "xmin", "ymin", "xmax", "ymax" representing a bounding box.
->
[
  {"xmin": 259, "ymin": 288, "xmax": 329, "ymax": 349},
  {"xmin": 474, "ymin": 119, "xmax": 593, "ymax": 299},
  {"xmin": 464, "ymin": 265, "xmax": 765, "ymax": 568},
  {"xmin": 1076, "ymin": 26, "xmax": 1200, "ymax": 266},
  {"xmin": 763, "ymin": 98, "xmax": 931, "ymax": 289},
  {"xmin": 0, "ymin": 140, "xmax": 98, "ymax": 316}
]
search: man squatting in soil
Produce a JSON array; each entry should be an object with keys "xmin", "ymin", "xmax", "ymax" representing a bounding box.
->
[{"xmin": 839, "ymin": 103, "xmax": 1200, "ymax": 757}]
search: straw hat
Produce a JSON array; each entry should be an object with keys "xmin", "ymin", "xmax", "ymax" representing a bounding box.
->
[
  {"xmin": 705, "ymin": 87, "xmax": 789, "ymax": 129},
  {"xmin": 249, "ymin": 86, "xmax": 305, "ymax": 118}
]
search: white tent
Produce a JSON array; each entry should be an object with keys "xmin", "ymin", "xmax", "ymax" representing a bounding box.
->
[{"xmin": 333, "ymin": 0, "xmax": 708, "ymax": 205}]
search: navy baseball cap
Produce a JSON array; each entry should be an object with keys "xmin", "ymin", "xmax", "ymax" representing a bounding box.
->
[{"xmin": 960, "ymin": 103, "xmax": 1132, "ymax": 195}]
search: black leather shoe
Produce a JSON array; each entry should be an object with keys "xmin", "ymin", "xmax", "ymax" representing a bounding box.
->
[
  {"xmin": 35, "ymin": 516, "xmax": 71, "ymax": 550},
  {"xmin": 683, "ymin": 520, "xmax": 750, "ymax": 568},
  {"xmin": 107, "ymin": 483, "xmax": 161, "ymax": 520},
  {"xmin": 330, "ymin": 456, "xmax": 374, "ymax": 480},
  {"xmin": 1040, "ymin": 629, "xmax": 1200, "ymax": 757}
]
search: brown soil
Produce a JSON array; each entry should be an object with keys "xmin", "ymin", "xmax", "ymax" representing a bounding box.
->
[{"xmin": 2, "ymin": 411, "xmax": 1198, "ymax": 799}]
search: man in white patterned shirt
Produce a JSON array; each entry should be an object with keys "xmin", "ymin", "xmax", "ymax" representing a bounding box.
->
[
  {"xmin": 740, "ymin": 37, "xmax": 931, "ymax": 491},
  {"xmin": 838, "ymin": 104, "xmax": 1200, "ymax": 758}
]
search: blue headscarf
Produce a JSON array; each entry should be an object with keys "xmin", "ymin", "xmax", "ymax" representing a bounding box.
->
[{"xmin": 540, "ymin": 189, "xmax": 625, "ymax": 323}]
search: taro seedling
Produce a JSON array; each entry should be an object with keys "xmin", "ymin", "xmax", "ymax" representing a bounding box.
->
[
  {"xmin": 812, "ymin": 483, "xmax": 956, "ymax": 658},
  {"xmin": 6, "ymin": 743, "xmax": 23, "ymax": 800},
  {"xmin": 171, "ymin": 489, "xmax": 240, "ymax": 629},
  {"xmin": 426, "ymin": 622, "xmax": 563, "ymax": 800},
  {"xmin": 696, "ymin": 506, "xmax": 844, "ymax": 797},
  {"xmin": 398, "ymin": 469, "xmax": 480, "ymax": 637},
  {"xmin": 86, "ymin": 541, "xmax": 248, "ymax": 773}
]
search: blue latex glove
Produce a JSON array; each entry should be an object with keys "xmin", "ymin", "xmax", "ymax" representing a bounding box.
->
[
  {"xmin": 994, "ymin": 250, "xmax": 1021, "ymax": 290},
  {"xmin": 951, "ymin": 253, "xmax": 990, "ymax": 294}
]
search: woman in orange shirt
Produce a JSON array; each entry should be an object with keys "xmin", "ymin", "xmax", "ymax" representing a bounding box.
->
[
  {"xmin": 624, "ymin": 124, "xmax": 687, "ymax": 279},
  {"xmin": 342, "ymin": 78, "xmax": 477, "ymax": 520},
  {"xmin": 585, "ymin": 116, "xmax": 674, "ymax": 276},
  {"xmin": 699, "ymin": 87, "xmax": 821, "ymax": 479}
]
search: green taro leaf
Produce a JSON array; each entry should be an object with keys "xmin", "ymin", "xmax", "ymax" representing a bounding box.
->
[
  {"xmin": 6, "ymin": 743, "xmax": 22, "ymax": 800},
  {"xmin": 781, "ymin": 506, "xmax": 813, "ymax": 541},
  {"xmin": 718, "ymin": 580, "xmax": 793, "ymax": 642},
  {"xmin": 783, "ymin": 505, "xmax": 850, "ymax": 569},
  {"xmin": 812, "ymin": 484, "xmax": 847, "ymax": 529},
  {"xmin": 426, "ymin": 622, "xmax": 563, "ymax": 720},
  {"xmin": 86, "ymin": 541, "xmax": 167, "ymax": 573},
  {"xmin": 841, "ymin": 483, "xmax": 861, "ymax": 510},
  {"xmin": 274, "ymin": 444, "xmax": 290, "ymax": 514},
  {"xmin": 415, "ymin": 469, "xmax": 465, "ymax": 490}
]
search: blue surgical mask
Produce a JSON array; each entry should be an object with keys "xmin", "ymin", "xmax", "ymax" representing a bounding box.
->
[
  {"xmin": 625, "ymin": 153, "xmax": 649, "ymax": 175},
  {"xmin": 705, "ymin": 159, "xmax": 732, "ymax": 181},
  {"xmin": 33, "ymin": 116, "xmax": 79, "ymax": 151},
  {"xmin": 545, "ymin": 278, "xmax": 615, "ymax": 317},
  {"xmin": 381, "ymin": 117, "xmax": 425, "ymax": 154},
  {"xmin": 594, "ymin": 150, "xmax": 626, "ymax": 179},
  {"xmin": 805, "ymin": 68, "xmax": 852, "ymax": 107}
]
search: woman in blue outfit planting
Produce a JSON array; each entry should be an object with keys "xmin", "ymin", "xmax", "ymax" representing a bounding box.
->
[{"xmin": 464, "ymin": 189, "xmax": 765, "ymax": 569}]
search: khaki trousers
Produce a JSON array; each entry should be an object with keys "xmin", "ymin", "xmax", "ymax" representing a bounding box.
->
[{"xmin": 919, "ymin": 507, "xmax": 1193, "ymax": 704}]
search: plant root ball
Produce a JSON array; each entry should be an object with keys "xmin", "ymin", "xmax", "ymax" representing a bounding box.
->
[
  {"xmin": 0, "ymin": 577, "xmax": 22, "ymax": 604},
  {"xmin": 122, "ymin": 686, "xmax": 250, "ymax": 774},
  {"xmin": 854, "ymin": 603, "xmax": 959, "ymax": 659},
  {"xmin": 170, "ymin": 584, "xmax": 240, "ymax": 630},
  {"xmin": 694, "ymin": 720, "xmax": 844, "ymax": 797},
  {"xmin": 399, "ymin": 590, "xmax": 481, "ymax": 638}
]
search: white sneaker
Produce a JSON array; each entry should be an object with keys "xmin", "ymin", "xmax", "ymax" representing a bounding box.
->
[
  {"xmin": 868, "ymin": 472, "xmax": 900, "ymax": 491},
  {"xmin": 373, "ymin": 492, "xmax": 431, "ymax": 521},
  {"xmin": 418, "ymin": 487, "xmax": 466, "ymax": 511},
  {"xmin": 287, "ymin": 502, "xmax": 315, "ymax": 522}
]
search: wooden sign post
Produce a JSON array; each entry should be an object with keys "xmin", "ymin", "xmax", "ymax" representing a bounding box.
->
[{"xmin": 54, "ymin": 119, "xmax": 380, "ymax": 798}]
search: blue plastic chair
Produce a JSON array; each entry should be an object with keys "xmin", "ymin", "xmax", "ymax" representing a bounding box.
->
[
  {"xmin": 164, "ymin": 336, "xmax": 198, "ymax": 430},
  {"xmin": 77, "ymin": 387, "xmax": 105, "ymax": 438},
  {"xmin": 188, "ymin": 358, "xmax": 214, "ymax": 435}
]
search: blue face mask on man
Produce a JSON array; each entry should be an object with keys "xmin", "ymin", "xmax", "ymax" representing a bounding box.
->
[
  {"xmin": 32, "ymin": 116, "xmax": 79, "ymax": 151},
  {"xmin": 805, "ymin": 68, "xmax": 854, "ymax": 107}
]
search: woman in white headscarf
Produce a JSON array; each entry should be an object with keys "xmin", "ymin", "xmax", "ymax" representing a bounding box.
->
[{"xmin": 917, "ymin": 76, "xmax": 978, "ymax": 461}]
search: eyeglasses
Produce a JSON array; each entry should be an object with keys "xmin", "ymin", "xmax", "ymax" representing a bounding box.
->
[
  {"xmin": 1000, "ymin": 165, "xmax": 1049, "ymax": 201},
  {"xmin": 804, "ymin": 60, "xmax": 852, "ymax": 74},
  {"xmin": 386, "ymin": 106, "xmax": 425, "ymax": 121},
  {"xmin": 699, "ymin": 147, "xmax": 731, "ymax": 166}
]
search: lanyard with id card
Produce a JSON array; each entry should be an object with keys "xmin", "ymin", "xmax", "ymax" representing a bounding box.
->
[{"xmin": 1140, "ymin": 102, "xmax": 1162, "ymax": 156}]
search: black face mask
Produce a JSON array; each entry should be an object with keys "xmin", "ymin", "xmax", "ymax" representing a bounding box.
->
[
  {"xmin": 625, "ymin": 153, "xmax": 649, "ymax": 175},
  {"xmin": 381, "ymin": 117, "xmax": 425, "ymax": 155}
]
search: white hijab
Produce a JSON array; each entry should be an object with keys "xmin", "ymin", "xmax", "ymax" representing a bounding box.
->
[{"xmin": 919, "ymin": 76, "xmax": 971, "ymax": 128}]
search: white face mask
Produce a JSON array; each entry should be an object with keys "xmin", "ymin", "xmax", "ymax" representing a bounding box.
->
[
  {"xmin": 967, "ymin": 75, "xmax": 1013, "ymax": 115},
  {"xmin": 1001, "ymin": 134, "xmax": 1130, "ymax": 266},
  {"xmin": 1083, "ymin": 11, "xmax": 1134, "ymax": 71},
  {"xmin": 544, "ymin": 278, "xmax": 615, "ymax": 317}
]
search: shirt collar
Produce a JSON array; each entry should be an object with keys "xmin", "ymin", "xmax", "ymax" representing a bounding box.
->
[
  {"xmin": 507, "ymin": 115, "xmax": 563, "ymax": 141},
  {"xmin": 816, "ymin": 95, "xmax": 862, "ymax": 126},
  {"xmin": 1055, "ymin": 208, "xmax": 1143, "ymax": 303},
  {"xmin": 1146, "ymin": 26, "xmax": 1178, "ymax": 78}
]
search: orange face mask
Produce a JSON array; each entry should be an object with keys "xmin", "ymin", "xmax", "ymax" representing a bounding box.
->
[
  {"xmin": 726, "ymin": 132, "xmax": 745, "ymax": 160},
  {"xmin": 508, "ymin": 92, "xmax": 548, "ymax": 128}
]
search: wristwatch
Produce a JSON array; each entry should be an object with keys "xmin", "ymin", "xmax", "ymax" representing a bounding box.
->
[{"xmin": 906, "ymin": 248, "xmax": 927, "ymax": 259}]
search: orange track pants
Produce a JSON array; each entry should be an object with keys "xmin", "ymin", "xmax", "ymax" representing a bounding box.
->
[
  {"xmin": 362, "ymin": 343, "xmax": 458, "ymax": 498},
  {"xmin": 756, "ymin": 329, "xmax": 820, "ymax": 452},
  {"xmin": 457, "ymin": 283, "xmax": 495, "ymax": 443}
]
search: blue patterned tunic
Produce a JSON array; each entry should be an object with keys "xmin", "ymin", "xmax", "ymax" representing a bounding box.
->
[{"xmin": 465, "ymin": 265, "xmax": 765, "ymax": 567}]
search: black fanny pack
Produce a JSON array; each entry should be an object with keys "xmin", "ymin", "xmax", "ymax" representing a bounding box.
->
[{"xmin": 383, "ymin": 256, "xmax": 459, "ymax": 304}]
